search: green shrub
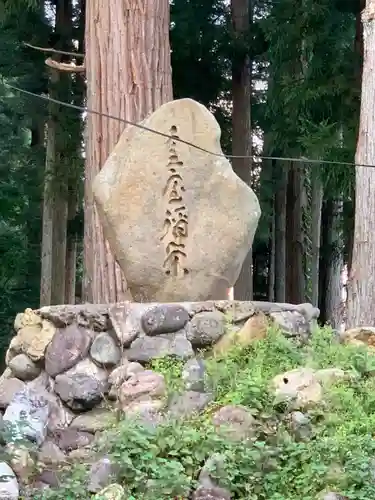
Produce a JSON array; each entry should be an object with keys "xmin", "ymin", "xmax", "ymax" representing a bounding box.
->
[{"xmin": 37, "ymin": 326, "xmax": 375, "ymax": 499}]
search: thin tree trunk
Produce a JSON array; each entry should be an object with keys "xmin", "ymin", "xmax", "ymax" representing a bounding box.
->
[
  {"xmin": 268, "ymin": 209, "xmax": 275, "ymax": 301},
  {"xmin": 310, "ymin": 170, "xmax": 323, "ymax": 307},
  {"xmin": 231, "ymin": 0, "xmax": 253, "ymax": 300},
  {"xmin": 84, "ymin": 0, "xmax": 173, "ymax": 303},
  {"xmin": 274, "ymin": 162, "xmax": 288, "ymax": 302},
  {"xmin": 64, "ymin": 0, "xmax": 85, "ymax": 304},
  {"xmin": 326, "ymin": 200, "xmax": 344, "ymax": 330},
  {"xmin": 347, "ymin": 0, "xmax": 375, "ymax": 328},
  {"xmin": 50, "ymin": 0, "xmax": 74, "ymax": 305},
  {"xmin": 286, "ymin": 161, "xmax": 305, "ymax": 304},
  {"xmin": 65, "ymin": 192, "xmax": 77, "ymax": 304},
  {"xmin": 319, "ymin": 199, "xmax": 343, "ymax": 328},
  {"xmin": 40, "ymin": 109, "xmax": 55, "ymax": 307}
]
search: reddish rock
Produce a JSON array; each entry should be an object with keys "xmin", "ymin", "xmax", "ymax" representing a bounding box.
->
[{"xmin": 45, "ymin": 324, "xmax": 92, "ymax": 377}]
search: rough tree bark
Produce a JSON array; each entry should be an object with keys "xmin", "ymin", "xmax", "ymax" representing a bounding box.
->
[
  {"xmin": 40, "ymin": 0, "xmax": 75, "ymax": 306},
  {"xmin": 310, "ymin": 170, "xmax": 323, "ymax": 307},
  {"xmin": 319, "ymin": 199, "xmax": 343, "ymax": 329},
  {"xmin": 286, "ymin": 161, "xmax": 305, "ymax": 304},
  {"xmin": 65, "ymin": 0, "xmax": 86, "ymax": 304},
  {"xmin": 231, "ymin": 0, "xmax": 253, "ymax": 300},
  {"xmin": 40, "ymin": 102, "xmax": 55, "ymax": 307},
  {"xmin": 274, "ymin": 162, "xmax": 288, "ymax": 302},
  {"xmin": 346, "ymin": 0, "xmax": 375, "ymax": 328},
  {"xmin": 84, "ymin": 0, "xmax": 173, "ymax": 303}
]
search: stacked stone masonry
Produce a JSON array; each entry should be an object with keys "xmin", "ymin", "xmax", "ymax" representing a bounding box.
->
[{"xmin": 0, "ymin": 300, "xmax": 319, "ymax": 497}]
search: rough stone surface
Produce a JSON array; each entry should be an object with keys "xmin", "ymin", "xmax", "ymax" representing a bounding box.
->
[
  {"xmin": 8, "ymin": 354, "xmax": 41, "ymax": 381},
  {"xmin": 212, "ymin": 405, "xmax": 255, "ymax": 441},
  {"xmin": 340, "ymin": 326, "xmax": 375, "ymax": 348},
  {"xmin": 272, "ymin": 368, "xmax": 323, "ymax": 409},
  {"xmin": 270, "ymin": 310, "xmax": 311, "ymax": 342},
  {"xmin": 118, "ymin": 370, "xmax": 166, "ymax": 413},
  {"xmin": 93, "ymin": 484, "xmax": 125, "ymax": 500},
  {"xmin": 141, "ymin": 304, "xmax": 189, "ymax": 335},
  {"xmin": 16, "ymin": 319, "xmax": 56, "ymax": 361},
  {"xmin": 6, "ymin": 443, "xmax": 34, "ymax": 482},
  {"xmin": 26, "ymin": 371, "xmax": 74, "ymax": 431},
  {"xmin": 51, "ymin": 428, "xmax": 94, "ymax": 452},
  {"xmin": 37, "ymin": 440, "xmax": 66, "ymax": 465},
  {"xmin": 213, "ymin": 312, "xmax": 268, "ymax": 355},
  {"xmin": 3, "ymin": 387, "xmax": 49, "ymax": 445},
  {"xmin": 54, "ymin": 372, "xmax": 106, "ymax": 410},
  {"xmin": 125, "ymin": 333, "xmax": 194, "ymax": 363},
  {"xmin": 187, "ymin": 311, "xmax": 226, "ymax": 346},
  {"xmin": 70, "ymin": 408, "xmax": 117, "ymax": 433},
  {"xmin": 168, "ymin": 391, "xmax": 212, "ymax": 418},
  {"xmin": 0, "ymin": 461, "xmax": 19, "ymax": 499},
  {"xmin": 14, "ymin": 308, "xmax": 41, "ymax": 331},
  {"xmin": 92, "ymin": 98, "xmax": 261, "ymax": 302},
  {"xmin": 289, "ymin": 411, "xmax": 312, "ymax": 441},
  {"xmin": 0, "ymin": 378, "xmax": 25, "ymax": 409},
  {"xmin": 109, "ymin": 302, "xmax": 142, "ymax": 346},
  {"xmin": 321, "ymin": 494, "xmax": 348, "ymax": 500},
  {"xmin": 182, "ymin": 358, "xmax": 206, "ymax": 392},
  {"xmin": 193, "ymin": 486, "xmax": 231, "ymax": 500},
  {"xmin": 45, "ymin": 324, "xmax": 92, "ymax": 377},
  {"xmin": 108, "ymin": 362, "xmax": 144, "ymax": 400},
  {"xmin": 215, "ymin": 300, "xmax": 256, "ymax": 323},
  {"xmin": 90, "ymin": 332, "xmax": 121, "ymax": 367},
  {"xmin": 196, "ymin": 454, "xmax": 231, "ymax": 499},
  {"xmin": 88, "ymin": 457, "xmax": 118, "ymax": 493},
  {"xmin": 38, "ymin": 303, "xmax": 110, "ymax": 331}
]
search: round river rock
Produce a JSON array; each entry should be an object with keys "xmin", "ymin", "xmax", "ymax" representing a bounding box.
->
[{"xmin": 141, "ymin": 304, "xmax": 189, "ymax": 335}]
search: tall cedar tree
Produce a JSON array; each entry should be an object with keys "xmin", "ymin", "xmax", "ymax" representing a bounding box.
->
[{"xmin": 84, "ymin": 0, "xmax": 173, "ymax": 303}]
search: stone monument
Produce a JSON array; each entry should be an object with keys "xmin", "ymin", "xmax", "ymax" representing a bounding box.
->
[{"xmin": 93, "ymin": 98, "xmax": 261, "ymax": 302}]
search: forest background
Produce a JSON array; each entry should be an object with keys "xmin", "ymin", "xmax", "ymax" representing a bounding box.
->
[{"xmin": 0, "ymin": 0, "xmax": 364, "ymax": 360}]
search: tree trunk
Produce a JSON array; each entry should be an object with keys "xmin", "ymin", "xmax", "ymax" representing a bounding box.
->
[
  {"xmin": 286, "ymin": 161, "xmax": 305, "ymax": 304},
  {"xmin": 268, "ymin": 209, "xmax": 275, "ymax": 302},
  {"xmin": 231, "ymin": 0, "xmax": 253, "ymax": 301},
  {"xmin": 319, "ymin": 199, "xmax": 343, "ymax": 329},
  {"xmin": 65, "ymin": 192, "xmax": 78, "ymax": 304},
  {"xmin": 346, "ymin": 0, "xmax": 375, "ymax": 328},
  {"xmin": 326, "ymin": 200, "xmax": 344, "ymax": 330},
  {"xmin": 64, "ymin": 0, "xmax": 86, "ymax": 304},
  {"xmin": 84, "ymin": 0, "xmax": 173, "ymax": 303},
  {"xmin": 310, "ymin": 170, "xmax": 323, "ymax": 307},
  {"xmin": 40, "ymin": 108, "xmax": 55, "ymax": 307},
  {"xmin": 274, "ymin": 162, "xmax": 288, "ymax": 302},
  {"xmin": 50, "ymin": 0, "xmax": 75, "ymax": 305}
]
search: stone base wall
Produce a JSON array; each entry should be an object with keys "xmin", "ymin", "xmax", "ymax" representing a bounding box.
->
[{"xmin": 0, "ymin": 300, "xmax": 318, "ymax": 497}]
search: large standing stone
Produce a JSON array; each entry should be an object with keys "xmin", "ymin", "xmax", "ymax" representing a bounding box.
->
[
  {"xmin": 93, "ymin": 98, "xmax": 261, "ymax": 302},
  {"xmin": 45, "ymin": 324, "xmax": 92, "ymax": 377}
]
